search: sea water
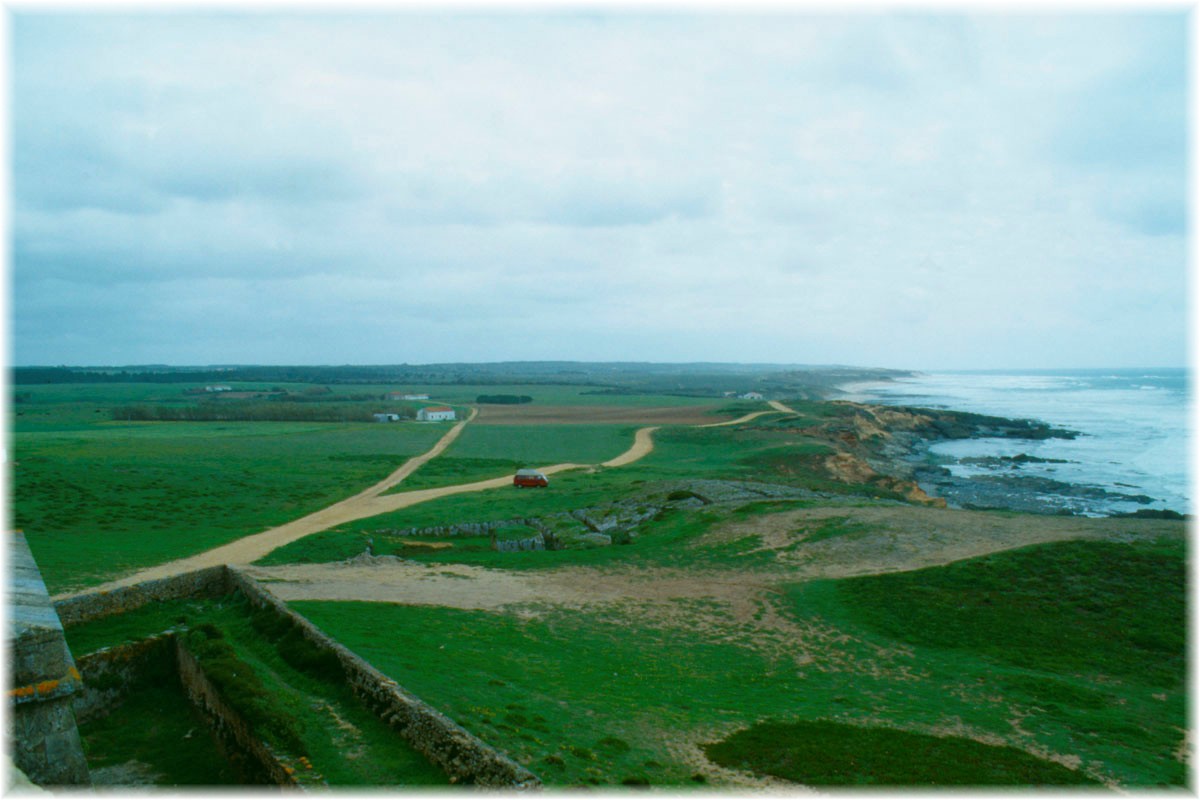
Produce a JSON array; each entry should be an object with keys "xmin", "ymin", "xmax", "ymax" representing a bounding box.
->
[{"xmin": 842, "ymin": 368, "xmax": 1190, "ymax": 516}]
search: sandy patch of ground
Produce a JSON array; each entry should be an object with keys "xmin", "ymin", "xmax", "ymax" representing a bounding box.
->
[
  {"xmin": 698, "ymin": 505, "xmax": 1183, "ymax": 580},
  {"xmin": 475, "ymin": 404, "xmax": 723, "ymax": 425},
  {"xmin": 248, "ymin": 561, "xmax": 766, "ymax": 610}
]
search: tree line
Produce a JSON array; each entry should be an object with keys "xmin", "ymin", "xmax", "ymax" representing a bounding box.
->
[{"xmin": 110, "ymin": 403, "xmax": 416, "ymax": 423}]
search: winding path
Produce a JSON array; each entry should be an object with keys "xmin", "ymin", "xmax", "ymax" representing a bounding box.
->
[{"xmin": 56, "ymin": 416, "xmax": 669, "ymax": 598}]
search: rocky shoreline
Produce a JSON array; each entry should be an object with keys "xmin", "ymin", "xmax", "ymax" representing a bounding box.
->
[{"xmin": 821, "ymin": 402, "xmax": 1170, "ymax": 517}]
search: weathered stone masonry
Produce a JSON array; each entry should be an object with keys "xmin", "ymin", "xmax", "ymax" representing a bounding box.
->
[
  {"xmin": 56, "ymin": 565, "xmax": 541, "ymax": 788},
  {"xmin": 8, "ymin": 532, "xmax": 90, "ymax": 786}
]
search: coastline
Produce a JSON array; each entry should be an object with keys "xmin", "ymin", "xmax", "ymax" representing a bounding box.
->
[{"xmin": 828, "ymin": 373, "xmax": 1186, "ymax": 518}]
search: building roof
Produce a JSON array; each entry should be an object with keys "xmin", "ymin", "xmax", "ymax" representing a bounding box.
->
[{"xmin": 422, "ymin": 406, "xmax": 454, "ymax": 412}]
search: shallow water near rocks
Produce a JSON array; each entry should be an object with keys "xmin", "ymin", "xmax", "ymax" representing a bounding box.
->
[{"xmin": 843, "ymin": 368, "xmax": 1189, "ymax": 516}]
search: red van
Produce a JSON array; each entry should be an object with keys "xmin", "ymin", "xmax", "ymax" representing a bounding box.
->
[{"xmin": 513, "ymin": 469, "xmax": 549, "ymax": 488}]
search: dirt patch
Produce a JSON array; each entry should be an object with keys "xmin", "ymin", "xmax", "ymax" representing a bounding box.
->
[
  {"xmin": 475, "ymin": 405, "xmax": 724, "ymax": 425},
  {"xmin": 699, "ymin": 505, "xmax": 1185, "ymax": 579},
  {"xmin": 246, "ymin": 562, "xmax": 772, "ymax": 611}
]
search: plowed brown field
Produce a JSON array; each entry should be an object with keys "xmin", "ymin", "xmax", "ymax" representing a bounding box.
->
[{"xmin": 474, "ymin": 404, "xmax": 725, "ymax": 425}]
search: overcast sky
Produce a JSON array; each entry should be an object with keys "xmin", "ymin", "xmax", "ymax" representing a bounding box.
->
[{"xmin": 10, "ymin": 9, "xmax": 1188, "ymax": 369}]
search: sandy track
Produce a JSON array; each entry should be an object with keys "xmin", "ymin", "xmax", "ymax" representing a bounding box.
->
[
  {"xmin": 697, "ymin": 410, "xmax": 774, "ymax": 428},
  {"xmin": 601, "ymin": 426, "xmax": 658, "ymax": 466},
  {"xmin": 56, "ymin": 421, "xmax": 660, "ymax": 599},
  {"xmin": 767, "ymin": 399, "xmax": 797, "ymax": 414}
]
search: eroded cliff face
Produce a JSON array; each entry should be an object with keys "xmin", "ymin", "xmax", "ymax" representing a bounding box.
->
[
  {"xmin": 797, "ymin": 400, "xmax": 1079, "ymax": 510},
  {"xmin": 794, "ymin": 403, "xmax": 947, "ymax": 507}
]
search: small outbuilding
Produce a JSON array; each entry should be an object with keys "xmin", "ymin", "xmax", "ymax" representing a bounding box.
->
[
  {"xmin": 417, "ymin": 406, "xmax": 456, "ymax": 422},
  {"xmin": 739, "ymin": 392, "xmax": 764, "ymax": 400},
  {"xmin": 373, "ymin": 413, "xmax": 402, "ymax": 423}
]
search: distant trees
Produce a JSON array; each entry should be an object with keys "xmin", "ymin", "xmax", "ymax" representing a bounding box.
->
[
  {"xmin": 476, "ymin": 394, "xmax": 533, "ymax": 405},
  {"xmin": 110, "ymin": 403, "xmax": 406, "ymax": 423}
]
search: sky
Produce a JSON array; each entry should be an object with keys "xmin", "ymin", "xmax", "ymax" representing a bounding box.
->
[{"xmin": 8, "ymin": 8, "xmax": 1190, "ymax": 370}]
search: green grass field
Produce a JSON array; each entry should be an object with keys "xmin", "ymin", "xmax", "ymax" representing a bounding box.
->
[
  {"xmin": 13, "ymin": 392, "xmax": 446, "ymax": 593},
  {"xmin": 290, "ymin": 535, "xmax": 1186, "ymax": 787},
  {"xmin": 259, "ymin": 422, "xmax": 877, "ymax": 569},
  {"xmin": 19, "ymin": 380, "xmax": 1190, "ymax": 789},
  {"xmin": 396, "ymin": 424, "xmax": 640, "ymax": 491}
]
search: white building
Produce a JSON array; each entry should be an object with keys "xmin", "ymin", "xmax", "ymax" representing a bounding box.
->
[
  {"xmin": 373, "ymin": 413, "xmax": 402, "ymax": 423},
  {"xmin": 416, "ymin": 406, "xmax": 456, "ymax": 422},
  {"xmin": 739, "ymin": 392, "xmax": 764, "ymax": 400}
]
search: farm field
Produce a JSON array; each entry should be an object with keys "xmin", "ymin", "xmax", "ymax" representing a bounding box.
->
[
  {"xmin": 11, "ymin": 375, "xmax": 1190, "ymax": 789},
  {"xmin": 474, "ymin": 404, "xmax": 725, "ymax": 424},
  {"xmin": 12, "ymin": 384, "xmax": 449, "ymax": 593},
  {"xmin": 396, "ymin": 424, "xmax": 640, "ymax": 491}
]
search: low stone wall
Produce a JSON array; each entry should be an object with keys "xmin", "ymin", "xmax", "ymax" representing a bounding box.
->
[
  {"xmin": 175, "ymin": 637, "xmax": 303, "ymax": 787},
  {"xmin": 373, "ymin": 519, "xmax": 539, "ymax": 539},
  {"xmin": 55, "ymin": 566, "xmax": 231, "ymax": 628},
  {"xmin": 492, "ymin": 532, "xmax": 545, "ymax": 553},
  {"xmin": 73, "ymin": 634, "xmax": 176, "ymax": 725},
  {"xmin": 58, "ymin": 566, "xmax": 540, "ymax": 787},
  {"xmin": 227, "ymin": 569, "xmax": 540, "ymax": 788}
]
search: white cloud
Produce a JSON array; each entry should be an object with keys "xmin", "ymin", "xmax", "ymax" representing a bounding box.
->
[{"xmin": 10, "ymin": 10, "xmax": 1188, "ymax": 369}]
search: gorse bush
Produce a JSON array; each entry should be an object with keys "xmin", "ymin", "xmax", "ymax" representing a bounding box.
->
[
  {"xmin": 704, "ymin": 720, "xmax": 1100, "ymax": 786},
  {"xmin": 248, "ymin": 603, "xmax": 346, "ymax": 684}
]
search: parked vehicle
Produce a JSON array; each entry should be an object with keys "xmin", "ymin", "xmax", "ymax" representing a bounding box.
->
[{"xmin": 513, "ymin": 468, "xmax": 549, "ymax": 488}]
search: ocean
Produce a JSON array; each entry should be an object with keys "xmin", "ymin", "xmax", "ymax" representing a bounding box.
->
[{"xmin": 841, "ymin": 368, "xmax": 1190, "ymax": 517}]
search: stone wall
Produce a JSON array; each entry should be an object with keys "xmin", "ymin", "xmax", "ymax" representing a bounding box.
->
[
  {"xmin": 227, "ymin": 569, "xmax": 541, "ymax": 788},
  {"xmin": 491, "ymin": 531, "xmax": 546, "ymax": 552},
  {"xmin": 72, "ymin": 632, "xmax": 301, "ymax": 787},
  {"xmin": 372, "ymin": 518, "xmax": 540, "ymax": 539},
  {"xmin": 55, "ymin": 566, "xmax": 230, "ymax": 628},
  {"xmin": 8, "ymin": 532, "xmax": 90, "ymax": 787},
  {"xmin": 174, "ymin": 637, "xmax": 304, "ymax": 787},
  {"xmin": 56, "ymin": 565, "xmax": 540, "ymax": 788},
  {"xmin": 73, "ymin": 634, "xmax": 176, "ymax": 725}
]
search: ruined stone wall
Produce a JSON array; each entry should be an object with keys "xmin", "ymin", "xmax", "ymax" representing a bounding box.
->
[
  {"xmin": 72, "ymin": 634, "xmax": 176, "ymax": 725},
  {"xmin": 491, "ymin": 532, "xmax": 546, "ymax": 552},
  {"xmin": 55, "ymin": 566, "xmax": 539, "ymax": 787},
  {"xmin": 54, "ymin": 566, "xmax": 231, "ymax": 627},
  {"xmin": 174, "ymin": 637, "xmax": 303, "ymax": 787},
  {"xmin": 372, "ymin": 518, "xmax": 540, "ymax": 538},
  {"xmin": 227, "ymin": 569, "xmax": 540, "ymax": 788}
]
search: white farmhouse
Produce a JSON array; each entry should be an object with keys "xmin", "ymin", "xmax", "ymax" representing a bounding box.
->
[
  {"xmin": 739, "ymin": 392, "xmax": 764, "ymax": 400},
  {"xmin": 416, "ymin": 406, "xmax": 456, "ymax": 422}
]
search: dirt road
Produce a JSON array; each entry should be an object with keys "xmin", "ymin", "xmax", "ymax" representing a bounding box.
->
[
  {"xmin": 697, "ymin": 411, "xmax": 773, "ymax": 428},
  {"xmin": 58, "ymin": 421, "xmax": 661, "ymax": 598}
]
